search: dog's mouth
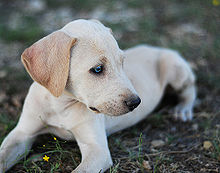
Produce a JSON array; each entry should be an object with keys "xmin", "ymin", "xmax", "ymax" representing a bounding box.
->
[{"xmin": 89, "ymin": 107, "xmax": 100, "ymax": 113}]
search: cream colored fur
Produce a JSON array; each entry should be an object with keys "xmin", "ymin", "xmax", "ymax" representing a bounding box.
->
[{"xmin": 0, "ymin": 19, "xmax": 196, "ymax": 173}]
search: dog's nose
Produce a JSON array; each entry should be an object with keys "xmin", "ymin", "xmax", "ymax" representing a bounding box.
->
[{"xmin": 124, "ymin": 96, "xmax": 141, "ymax": 111}]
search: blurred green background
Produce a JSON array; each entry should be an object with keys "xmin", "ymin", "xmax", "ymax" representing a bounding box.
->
[{"xmin": 0, "ymin": 0, "xmax": 220, "ymax": 172}]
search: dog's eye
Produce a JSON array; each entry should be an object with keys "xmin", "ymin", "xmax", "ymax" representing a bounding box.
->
[{"xmin": 90, "ymin": 65, "xmax": 103, "ymax": 74}]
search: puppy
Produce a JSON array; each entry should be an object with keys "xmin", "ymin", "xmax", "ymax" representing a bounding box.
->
[{"xmin": 0, "ymin": 19, "xmax": 196, "ymax": 173}]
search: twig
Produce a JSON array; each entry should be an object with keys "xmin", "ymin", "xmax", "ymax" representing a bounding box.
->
[
  {"xmin": 145, "ymin": 143, "xmax": 201, "ymax": 157},
  {"xmin": 117, "ymin": 143, "xmax": 201, "ymax": 160}
]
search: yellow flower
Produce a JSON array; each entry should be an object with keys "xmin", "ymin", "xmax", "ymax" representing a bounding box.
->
[
  {"xmin": 54, "ymin": 137, "xmax": 57, "ymax": 141},
  {"xmin": 43, "ymin": 145, "xmax": 45, "ymax": 147},
  {"xmin": 213, "ymin": 0, "xmax": 220, "ymax": 6},
  {"xmin": 43, "ymin": 155, "xmax": 50, "ymax": 162}
]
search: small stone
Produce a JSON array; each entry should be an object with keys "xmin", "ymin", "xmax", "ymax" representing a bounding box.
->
[
  {"xmin": 203, "ymin": 141, "xmax": 213, "ymax": 150},
  {"xmin": 0, "ymin": 92, "xmax": 7, "ymax": 103},
  {"xmin": 12, "ymin": 96, "xmax": 21, "ymax": 108},
  {"xmin": 151, "ymin": 140, "xmax": 165, "ymax": 148},
  {"xmin": 66, "ymin": 166, "xmax": 73, "ymax": 172},
  {"xmin": 150, "ymin": 148, "xmax": 158, "ymax": 153},
  {"xmin": 192, "ymin": 123, "xmax": 198, "ymax": 131},
  {"xmin": 142, "ymin": 160, "xmax": 152, "ymax": 170},
  {"xmin": 171, "ymin": 127, "xmax": 176, "ymax": 132},
  {"xmin": 0, "ymin": 70, "xmax": 7, "ymax": 78}
]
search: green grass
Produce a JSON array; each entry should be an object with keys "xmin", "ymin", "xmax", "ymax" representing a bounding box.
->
[
  {"xmin": 146, "ymin": 114, "xmax": 166, "ymax": 128},
  {"xmin": 0, "ymin": 68, "xmax": 32, "ymax": 95},
  {"xmin": 207, "ymin": 129, "xmax": 220, "ymax": 161},
  {"xmin": 153, "ymin": 155, "xmax": 173, "ymax": 173},
  {"xmin": 137, "ymin": 133, "xmax": 143, "ymax": 163},
  {"xmin": 45, "ymin": 0, "xmax": 101, "ymax": 10},
  {"xmin": 0, "ymin": 114, "xmax": 17, "ymax": 143},
  {"xmin": 212, "ymin": 139, "xmax": 220, "ymax": 160},
  {"xmin": 0, "ymin": 25, "xmax": 43, "ymax": 43},
  {"xmin": 166, "ymin": 134, "xmax": 177, "ymax": 145},
  {"xmin": 18, "ymin": 136, "xmax": 78, "ymax": 173},
  {"xmin": 0, "ymin": 16, "xmax": 44, "ymax": 44},
  {"xmin": 109, "ymin": 163, "xmax": 119, "ymax": 173}
]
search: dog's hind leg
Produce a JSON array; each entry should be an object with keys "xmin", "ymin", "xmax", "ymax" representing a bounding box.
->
[
  {"xmin": 159, "ymin": 50, "xmax": 196, "ymax": 121},
  {"xmin": 0, "ymin": 90, "xmax": 45, "ymax": 172}
]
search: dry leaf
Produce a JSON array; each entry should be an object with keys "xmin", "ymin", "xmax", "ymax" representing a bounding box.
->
[
  {"xmin": 203, "ymin": 141, "xmax": 212, "ymax": 150},
  {"xmin": 142, "ymin": 160, "xmax": 152, "ymax": 170}
]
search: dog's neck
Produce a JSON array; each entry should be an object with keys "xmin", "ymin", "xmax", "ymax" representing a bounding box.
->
[{"xmin": 58, "ymin": 89, "xmax": 79, "ymax": 110}]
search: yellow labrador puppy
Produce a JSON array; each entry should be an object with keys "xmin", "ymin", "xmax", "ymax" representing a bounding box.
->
[{"xmin": 0, "ymin": 19, "xmax": 196, "ymax": 173}]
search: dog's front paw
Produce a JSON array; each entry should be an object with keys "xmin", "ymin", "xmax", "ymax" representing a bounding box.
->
[{"xmin": 173, "ymin": 104, "xmax": 193, "ymax": 122}]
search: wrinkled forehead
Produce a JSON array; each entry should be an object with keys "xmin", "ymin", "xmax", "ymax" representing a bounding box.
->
[{"xmin": 61, "ymin": 20, "xmax": 122, "ymax": 62}]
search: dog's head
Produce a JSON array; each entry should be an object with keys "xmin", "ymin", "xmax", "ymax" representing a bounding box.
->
[{"xmin": 21, "ymin": 19, "xmax": 141, "ymax": 116}]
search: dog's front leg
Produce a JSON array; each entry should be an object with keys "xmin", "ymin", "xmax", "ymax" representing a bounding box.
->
[
  {"xmin": 71, "ymin": 115, "xmax": 112, "ymax": 173},
  {"xmin": 0, "ymin": 127, "xmax": 36, "ymax": 172},
  {"xmin": 0, "ymin": 93, "xmax": 45, "ymax": 172},
  {"xmin": 0, "ymin": 116, "xmax": 43, "ymax": 173}
]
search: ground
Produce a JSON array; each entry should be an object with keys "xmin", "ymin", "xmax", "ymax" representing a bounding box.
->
[{"xmin": 0, "ymin": 0, "xmax": 220, "ymax": 172}]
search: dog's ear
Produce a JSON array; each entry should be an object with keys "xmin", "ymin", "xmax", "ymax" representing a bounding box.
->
[{"xmin": 21, "ymin": 31, "xmax": 77, "ymax": 97}]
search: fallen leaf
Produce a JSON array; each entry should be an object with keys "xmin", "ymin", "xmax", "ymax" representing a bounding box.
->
[
  {"xmin": 142, "ymin": 160, "xmax": 152, "ymax": 170},
  {"xmin": 203, "ymin": 141, "xmax": 213, "ymax": 150}
]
